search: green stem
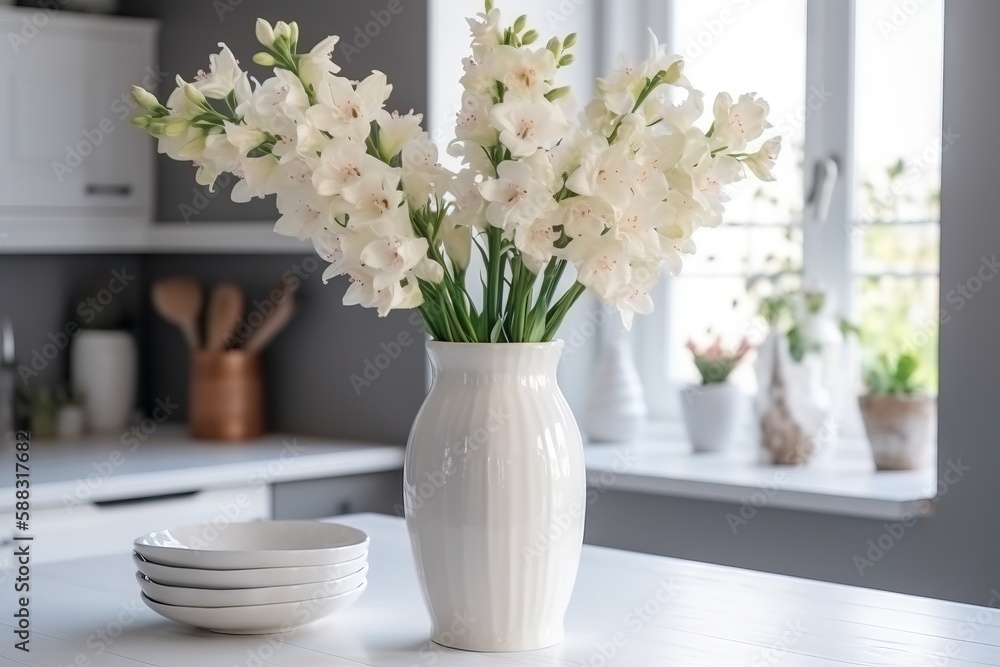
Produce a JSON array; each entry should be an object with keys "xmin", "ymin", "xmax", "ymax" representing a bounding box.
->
[{"xmin": 543, "ymin": 282, "xmax": 587, "ymax": 341}]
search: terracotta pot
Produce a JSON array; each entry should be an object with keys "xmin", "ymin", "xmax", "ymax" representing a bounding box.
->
[
  {"xmin": 189, "ymin": 351, "xmax": 264, "ymax": 441},
  {"xmin": 859, "ymin": 394, "xmax": 935, "ymax": 470}
]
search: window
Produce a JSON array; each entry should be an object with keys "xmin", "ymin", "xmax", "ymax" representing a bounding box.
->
[{"xmin": 630, "ymin": 0, "xmax": 944, "ymax": 426}]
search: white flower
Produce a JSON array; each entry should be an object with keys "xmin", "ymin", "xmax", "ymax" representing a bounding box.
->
[
  {"xmin": 597, "ymin": 54, "xmax": 647, "ymax": 116},
  {"xmin": 298, "ymin": 35, "xmax": 342, "ymax": 90},
  {"xmin": 342, "ymin": 273, "xmax": 423, "ymax": 317},
  {"xmin": 490, "ymin": 96, "xmax": 569, "ymax": 158},
  {"xmin": 467, "ymin": 9, "xmax": 503, "ymax": 47},
  {"xmin": 359, "ymin": 234, "xmax": 440, "ymax": 291},
  {"xmin": 614, "ymin": 199, "xmax": 669, "ymax": 259},
  {"xmin": 223, "ymin": 121, "xmax": 266, "ymax": 154},
  {"xmin": 513, "ymin": 217, "xmax": 560, "ymax": 273},
  {"xmin": 743, "ymin": 136, "xmax": 782, "ymax": 182},
  {"xmin": 454, "ymin": 91, "xmax": 497, "ymax": 147},
  {"xmin": 232, "ymin": 155, "xmax": 279, "ymax": 203},
  {"xmin": 342, "ymin": 171, "xmax": 404, "ymax": 224},
  {"xmin": 712, "ymin": 92, "xmax": 771, "ymax": 151},
  {"xmin": 400, "ymin": 134, "xmax": 451, "ymax": 203},
  {"xmin": 193, "ymin": 44, "xmax": 243, "ymax": 100},
  {"xmin": 441, "ymin": 217, "xmax": 473, "ymax": 270},
  {"xmin": 478, "ymin": 160, "xmax": 554, "ymax": 231},
  {"xmin": 274, "ymin": 184, "xmax": 330, "ymax": 240},
  {"xmin": 308, "ymin": 71, "xmax": 392, "ymax": 142},
  {"xmin": 487, "ymin": 45, "xmax": 556, "ymax": 99},
  {"xmin": 449, "ymin": 169, "xmax": 487, "ymax": 231},
  {"xmin": 566, "ymin": 141, "xmax": 638, "ymax": 212},
  {"xmin": 377, "ymin": 110, "xmax": 423, "ymax": 160},
  {"xmin": 312, "ymin": 138, "xmax": 387, "ymax": 197},
  {"xmin": 556, "ymin": 196, "xmax": 616, "ymax": 239}
]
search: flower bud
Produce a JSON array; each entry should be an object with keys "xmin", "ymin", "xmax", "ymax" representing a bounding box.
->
[
  {"xmin": 513, "ymin": 14, "xmax": 527, "ymax": 33},
  {"xmin": 130, "ymin": 115, "xmax": 150, "ymax": 128},
  {"xmin": 253, "ymin": 52, "xmax": 278, "ymax": 67},
  {"xmin": 255, "ymin": 18, "xmax": 275, "ymax": 47},
  {"xmin": 274, "ymin": 21, "xmax": 293, "ymax": 43},
  {"xmin": 663, "ymin": 59, "xmax": 684, "ymax": 85},
  {"xmin": 183, "ymin": 83, "xmax": 208, "ymax": 108},
  {"xmin": 558, "ymin": 53, "xmax": 575, "ymax": 68},
  {"xmin": 288, "ymin": 21, "xmax": 300, "ymax": 49},
  {"xmin": 148, "ymin": 117, "xmax": 189, "ymax": 137},
  {"xmin": 544, "ymin": 86, "xmax": 571, "ymax": 102},
  {"xmin": 563, "ymin": 32, "xmax": 578, "ymax": 48},
  {"xmin": 484, "ymin": 0, "xmax": 494, "ymax": 12},
  {"xmin": 131, "ymin": 85, "xmax": 160, "ymax": 111},
  {"xmin": 546, "ymin": 36, "xmax": 562, "ymax": 58},
  {"xmin": 521, "ymin": 29, "xmax": 538, "ymax": 45}
]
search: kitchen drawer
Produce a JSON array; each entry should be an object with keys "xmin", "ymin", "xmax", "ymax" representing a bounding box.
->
[
  {"xmin": 0, "ymin": 484, "xmax": 270, "ymax": 579},
  {"xmin": 272, "ymin": 471, "xmax": 402, "ymax": 520}
]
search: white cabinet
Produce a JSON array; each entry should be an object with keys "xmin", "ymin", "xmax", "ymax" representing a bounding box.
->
[{"xmin": 0, "ymin": 8, "xmax": 157, "ymax": 241}]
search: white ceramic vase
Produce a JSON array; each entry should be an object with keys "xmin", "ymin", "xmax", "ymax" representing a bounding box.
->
[
  {"xmin": 70, "ymin": 330, "xmax": 137, "ymax": 433},
  {"xmin": 680, "ymin": 383, "xmax": 746, "ymax": 453},
  {"xmin": 404, "ymin": 341, "xmax": 586, "ymax": 652},
  {"xmin": 585, "ymin": 336, "xmax": 647, "ymax": 442}
]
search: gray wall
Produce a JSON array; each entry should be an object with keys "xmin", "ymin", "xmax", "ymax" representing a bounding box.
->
[{"xmin": 585, "ymin": 0, "xmax": 1000, "ymax": 606}]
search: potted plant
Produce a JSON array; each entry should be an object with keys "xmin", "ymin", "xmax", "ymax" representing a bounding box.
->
[
  {"xmin": 681, "ymin": 337, "xmax": 751, "ymax": 453},
  {"xmin": 859, "ymin": 352, "xmax": 935, "ymax": 470},
  {"xmin": 129, "ymin": 5, "xmax": 778, "ymax": 651}
]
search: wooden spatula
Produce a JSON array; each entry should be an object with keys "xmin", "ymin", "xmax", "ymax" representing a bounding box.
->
[
  {"xmin": 205, "ymin": 282, "xmax": 245, "ymax": 351},
  {"xmin": 244, "ymin": 292, "xmax": 296, "ymax": 353},
  {"xmin": 151, "ymin": 277, "xmax": 203, "ymax": 350}
]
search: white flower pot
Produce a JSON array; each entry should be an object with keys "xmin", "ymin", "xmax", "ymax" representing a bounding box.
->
[
  {"xmin": 70, "ymin": 330, "xmax": 137, "ymax": 433},
  {"xmin": 404, "ymin": 341, "xmax": 586, "ymax": 652},
  {"xmin": 680, "ymin": 382, "xmax": 746, "ymax": 453},
  {"xmin": 585, "ymin": 337, "xmax": 647, "ymax": 442}
]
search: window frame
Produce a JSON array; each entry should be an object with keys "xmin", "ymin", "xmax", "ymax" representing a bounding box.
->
[{"xmin": 619, "ymin": 0, "xmax": 863, "ymax": 421}]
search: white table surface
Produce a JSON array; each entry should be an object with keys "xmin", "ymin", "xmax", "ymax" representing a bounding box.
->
[{"xmin": 1, "ymin": 513, "xmax": 997, "ymax": 666}]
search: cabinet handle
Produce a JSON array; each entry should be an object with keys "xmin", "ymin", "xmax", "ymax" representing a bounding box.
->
[
  {"xmin": 93, "ymin": 490, "xmax": 201, "ymax": 508},
  {"xmin": 86, "ymin": 184, "xmax": 132, "ymax": 197}
]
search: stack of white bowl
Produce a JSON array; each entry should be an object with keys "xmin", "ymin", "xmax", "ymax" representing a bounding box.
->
[{"xmin": 133, "ymin": 521, "xmax": 369, "ymax": 634}]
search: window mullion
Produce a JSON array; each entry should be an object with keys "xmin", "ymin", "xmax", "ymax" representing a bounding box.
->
[{"xmin": 803, "ymin": 0, "xmax": 856, "ymax": 315}]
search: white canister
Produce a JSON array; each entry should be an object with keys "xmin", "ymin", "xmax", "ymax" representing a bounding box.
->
[{"xmin": 70, "ymin": 330, "xmax": 137, "ymax": 433}]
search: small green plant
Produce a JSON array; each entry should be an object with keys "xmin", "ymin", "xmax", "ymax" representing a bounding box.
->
[
  {"xmin": 864, "ymin": 352, "xmax": 926, "ymax": 395},
  {"xmin": 758, "ymin": 290, "xmax": 826, "ymax": 362},
  {"xmin": 687, "ymin": 337, "xmax": 751, "ymax": 385}
]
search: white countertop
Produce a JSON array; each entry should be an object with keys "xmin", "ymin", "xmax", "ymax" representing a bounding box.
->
[
  {"xmin": 0, "ymin": 428, "xmax": 405, "ymax": 512},
  {"xmin": 1, "ymin": 425, "xmax": 935, "ymax": 519},
  {"xmin": 2, "ymin": 513, "xmax": 997, "ymax": 666},
  {"xmin": 586, "ymin": 438, "xmax": 938, "ymax": 520}
]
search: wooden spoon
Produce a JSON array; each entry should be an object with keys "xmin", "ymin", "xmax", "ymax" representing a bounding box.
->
[
  {"xmin": 151, "ymin": 277, "xmax": 203, "ymax": 350},
  {"xmin": 244, "ymin": 292, "xmax": 296, "ymax": 353},
  {"xmin": 205, "ymin": 282, "xmax": 245, "ymax": 351}
]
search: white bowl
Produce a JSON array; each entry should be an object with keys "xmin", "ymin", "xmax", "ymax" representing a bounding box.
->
[
  {"xmin": 140, "ymin": 581, "xmax": 367, "ymax": 634},
  {"xmin": 134, "ymin": 521, "xmax": 369, "ymax": 569},
  {"xmin": 135, "ymin": 563, "xmax": 368, "ymax": 608},
  {"xmin": 133, "ymin": 552, "xmax": 367, "ymax": 589}
]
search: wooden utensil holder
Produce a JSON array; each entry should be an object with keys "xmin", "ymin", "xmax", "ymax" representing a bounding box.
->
[{"xmin": 189, "ymin": 351, "xmax": 265, "ymax": 441}]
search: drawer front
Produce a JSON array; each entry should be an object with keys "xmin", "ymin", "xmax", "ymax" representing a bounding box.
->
[{"xmin": 0, "ymin": 485, "xmax": 270, "ymax": 580}]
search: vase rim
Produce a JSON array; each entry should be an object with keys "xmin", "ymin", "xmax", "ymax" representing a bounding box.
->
[{"xmin": 426, "ymin": 340, "xmax": 565, "ymax": 350}]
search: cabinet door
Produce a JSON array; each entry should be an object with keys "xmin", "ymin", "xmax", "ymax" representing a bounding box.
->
[{"xmin": 0, "ymin": 11, "xmax": 155, "ymax": 220}]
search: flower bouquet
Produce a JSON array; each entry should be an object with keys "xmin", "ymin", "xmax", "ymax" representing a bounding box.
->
[{"xmin": 131, "ymin": 2, "xmax": 779, "ymax": 651}]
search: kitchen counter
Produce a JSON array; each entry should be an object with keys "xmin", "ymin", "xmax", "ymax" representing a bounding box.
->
[
  {"xmin": 0, "ymin": 428, "xmax": 405, "ymax": 512},
  {"xmin": 2, "ymin": 513, "xmax": 998, "ymax": 666}
]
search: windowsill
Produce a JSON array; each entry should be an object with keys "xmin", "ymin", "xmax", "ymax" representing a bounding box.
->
[{"xmin": 584, "ymin": 423, "xmax": 937, "ymax": 521}]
